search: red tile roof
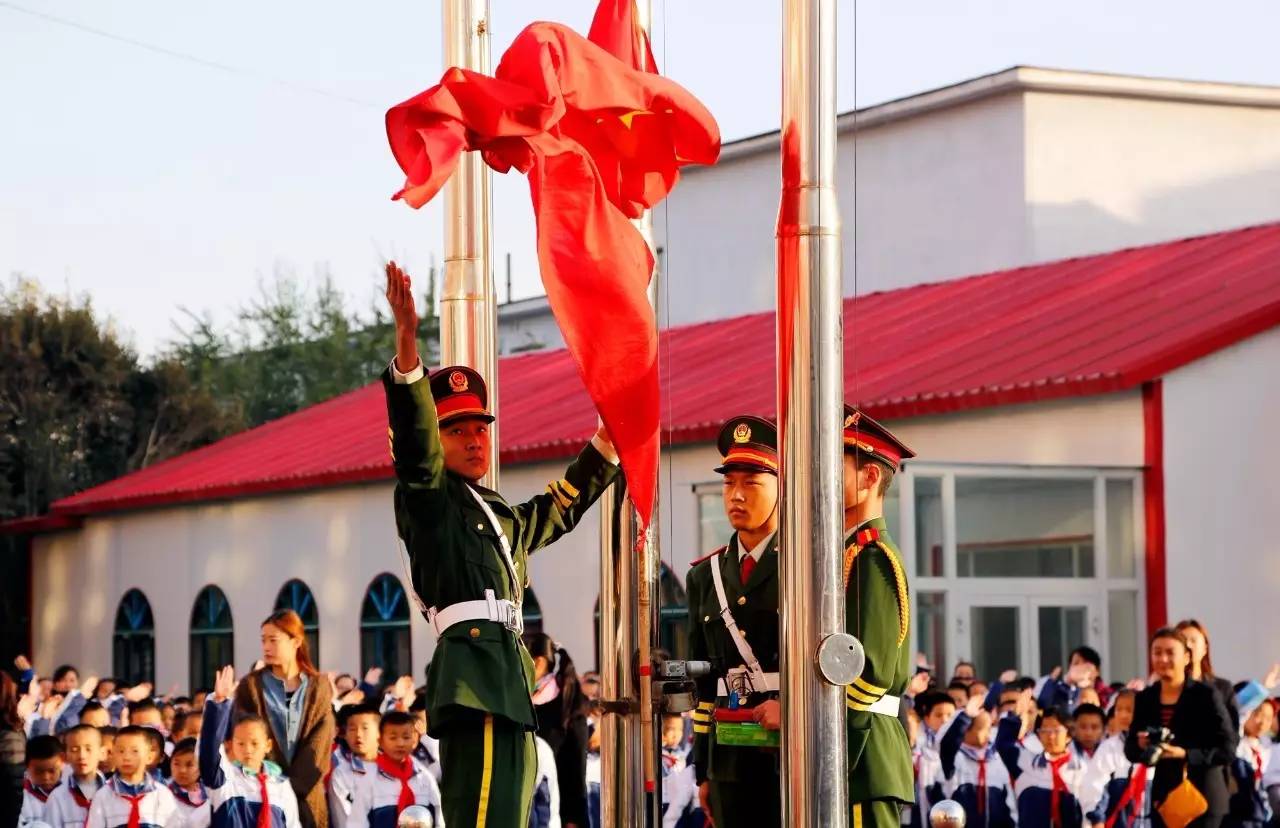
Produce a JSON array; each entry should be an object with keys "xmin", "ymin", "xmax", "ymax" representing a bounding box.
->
[{"xmin": 31, "ymin": 222, "xmax": 1280, "ymax": 523}]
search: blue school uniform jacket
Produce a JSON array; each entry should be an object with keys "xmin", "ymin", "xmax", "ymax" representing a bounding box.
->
[
  {"xmin": 995, "ymin": 713, "xmax": 1091, "ymax": 828},
  {"xmin": 1082, "ymin": 735, "xmax": 1152, "ymax": 828},
  {"xmin": 939, "ymin": 712, "xmax": 1015, "ymax": 828},
  {"xmin": 347, "ymin": 755, "xmax": 442, "ymax": 828},
  {"xmin": 200, "ymin": 698, "xmax": 301, "ymax": 828}
]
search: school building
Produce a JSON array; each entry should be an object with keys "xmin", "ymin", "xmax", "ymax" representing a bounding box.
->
[{"xmin": 6, "ymin": 66, "xmax": 1280, "ymax": 692}]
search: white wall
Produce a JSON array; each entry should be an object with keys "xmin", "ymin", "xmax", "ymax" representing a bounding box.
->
[
  {"xmin": 1163, "ymin": 327, "xmax": 1280, "ymax": 682},
  {"xmin": 31, "ymin": 390, "xmax": 1143, "ymax": 685},
  {"xmin": 1023, "ymin": 91, "xmax": 1280, "ymax": 263}
]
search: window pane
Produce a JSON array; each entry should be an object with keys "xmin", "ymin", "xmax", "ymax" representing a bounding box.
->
[
  {"xmin": 1037, "ymin": 605, "xmax": 1087, "ymax": 675},
  {"xmin": 883, "ymin": 483, "xmax": 901, "ymax": 542},
  {"xmin": 915, "ymin": 592, "xmax": 947, "ymax": 678},
  {"xmin": 1108, "ymin": 590, "xmax": 1141, "ymax": 685},
  {"xmin": 956, "ymin": 478, "xmax": 1094, "ymax": 578},
  {"xmin": 914, "ymin": 477, "xmax": 944, "ymax": 577},
  {"xmin": 698, "ymin": 491, "xmax": 732, "ymax": 553},
  {"xmin": 971, "ymin": 606, "xmax": 1020, "ymax": 678},
  {"xmin": 1107, "ymin": 479, "xmax": 1137, "ymax": 579}
]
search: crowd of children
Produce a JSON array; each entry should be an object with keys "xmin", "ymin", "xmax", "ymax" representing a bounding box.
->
[
  {"xmin": 8, "ymin": 618, "xmax": 1280, "ymax": 828},
  {"xmin": 900, "ymin": 638, "xmax": 1280, "ymax": 828}
]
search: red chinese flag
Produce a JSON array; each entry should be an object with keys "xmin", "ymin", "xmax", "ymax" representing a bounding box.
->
[
  {"xmin": 385, "ymin": 21, "xmax": 719, "ymax": 533},
  {"xmin": 588, "ymin": 0, "xmax": 658, "ymax": 75}
]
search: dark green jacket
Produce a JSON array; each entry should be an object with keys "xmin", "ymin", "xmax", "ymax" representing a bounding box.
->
[
  {"xmin": 685, "ymin": 532, "xmax": 780, "ymax": 785},
  {"xmin": 382, "ymin": 367, "xmax": 620, "ymax": 734},
  {"xmin": 844, "ymin": 516, "xmax": 914, "ymax": 804}
]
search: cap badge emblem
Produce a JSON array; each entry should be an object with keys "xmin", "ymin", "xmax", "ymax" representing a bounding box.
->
[
  {"xmin": 733, "ymin": 423, "xmax": 752, "ymax": 443},
  {"xmin": 449, "ymin": 371, "xmax": 469, "ymax": 393}
]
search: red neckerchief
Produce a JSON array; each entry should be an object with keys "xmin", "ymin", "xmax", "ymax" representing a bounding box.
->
[
  {"xmin": 1104, "ymin": 763, "xmax": 1148, "ymax": 828},
  {"xmin": 976, "ymin": 754, "xmax": 988, "ymax": 817},
  {"xmin": 110, "ymin": 776, "xmax": 154, "ymax": 828},
  {"xmin": 23, "ymin": 778, "xmax": 58, "ymax": 802},
  {"xmin": 376, "ymin": 754, "xmax": 416, "ymax": 815},
  {"xmin": 1047, "ymin": 753, "xmax": 1071, "ymax": 828},
  {"xmin": 1251, "ymin": 741, "xmax": 1265, "ymax": 782},
  {"xmin": 255, "ymin": 771, "xmax": 272, "ymax": 828},
  {"xmin": 69, "ymin": 773, "xmax": 104, "ymax": 808}
]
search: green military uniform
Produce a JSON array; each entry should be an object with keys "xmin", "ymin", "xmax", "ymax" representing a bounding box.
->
[
  {"xmin": 841, "ymin": 406, "xmax": 916, "ymax": 828},
  {"xmin": 383, "ymin": 363, "xmax": 620, "ymax": 827},
  {"xmin": 685, "ymin": 415, "xmax": 782, "ymax": 828}
]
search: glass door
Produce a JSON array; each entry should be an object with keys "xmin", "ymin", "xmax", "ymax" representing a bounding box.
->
[
  {"xmin": 1030, "ymin": 596, "xmax": 1102, "ymax": 676},
  {"xmin": 951, "ymin": 594, "xmax": 1030, "ymax": 678}
]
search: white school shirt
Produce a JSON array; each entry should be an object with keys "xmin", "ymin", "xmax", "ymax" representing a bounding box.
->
[
  {"xmin": 168, "ymin": 781, "xmax": 212, "ymax": 828},
  {"xmin": 84, "ymin": 775, "xmax": 179, "ymax": 828},
  {"xmin": 327, "ymin": 749, "xmax": 373, "ymax": 828},
  {"xmin": 19, "ymin": 780, "xmax": 58, "ymax": 827},
  {"xmin": 348, "ymin": 754, "xmax": 445, "ymax": 828},
  {"xmin": 45, "ymin": 772, "xmax": 105, "ymax": 828}
]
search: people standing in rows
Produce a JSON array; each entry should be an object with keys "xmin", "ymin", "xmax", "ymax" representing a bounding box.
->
[
  {"xmin": 382, "ymin": 261, "xmax": 621, "ymax": 826},
  {"xmin": 996, "ymin": 701, "xmax": 1090, "ymax": 827},
  {"xmin": 233, "ymin": 609, "xmax": 334, "ymax": 828},
  {"xmin": 348, "ymin": 711, "xmax": 443, "ymax": 828},
  {"xmin": 938, "ymin": 694, "xmax": 1016, "ymax": 828},
  {"xmin": 526, "ymin": 634, "xmax": 590, "ymax": 828},
  {"xmin": 840, "ymin": 407, "xmax": 917, "ymax": 827},
  {"xmin": 1126, "ymin": 627, "xmax": 1237, "ymax": 828},
  {"xmin": 685, "ymin": 415, "xmax": 781, "ymax": 827}
]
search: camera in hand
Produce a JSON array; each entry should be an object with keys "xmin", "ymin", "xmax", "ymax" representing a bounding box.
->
[{"xmin": 1140, "ymin": 726, "xmax": 1175, "ymax": 765}]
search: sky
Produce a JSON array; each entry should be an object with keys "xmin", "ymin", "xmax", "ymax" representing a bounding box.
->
[{"xmin": 3, "ymin": 0, "xmax": 1280, "ymax": 356}]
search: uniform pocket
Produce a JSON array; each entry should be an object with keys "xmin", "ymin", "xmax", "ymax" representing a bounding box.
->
[{"xmin": 465, "ymin": 541, "xmax": 503, "ymax": 575}]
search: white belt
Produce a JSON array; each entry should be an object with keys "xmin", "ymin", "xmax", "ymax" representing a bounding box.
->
[
  {"xmin": 716, "ymin": 672, "xmax": 781, "ymax": 697},
  {"xmin": 866, "ymin": 693, "xmax": 902, "ymax": 717},
  {"xmin": 427, "ymin": 589, "xmax": 523, "ymax": 636}
]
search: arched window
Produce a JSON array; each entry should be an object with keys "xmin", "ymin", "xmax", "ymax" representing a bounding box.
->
[
  {"xmin": 360, "ymin": 573, "xmax": 411, "ymax": 678},
  {"xmin": 190, "ymin": 586, "xmax": 234, "ymax": 693},
  {"xmin": 523, "ymin": 587, "xmax": 544, "ymax": 636},
  {"xmin": 594, "ymin": 563, "xmax": 689, "ymax": 669},
  {"xmin": 274, "ymin": 579, "xmax": 320, "ymax": 664},
  {"xmin": 112, "ymin": 589, "xmax": 154, "ymax": 686}
]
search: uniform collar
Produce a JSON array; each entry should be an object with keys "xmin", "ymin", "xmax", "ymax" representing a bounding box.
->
[
  {"xmin": 736, "ymin": 530, "xmax": 776, "ymax": 563},
  {"xmin": 845, "ymin": 515, "xmax": 888, "ymax": 544}
]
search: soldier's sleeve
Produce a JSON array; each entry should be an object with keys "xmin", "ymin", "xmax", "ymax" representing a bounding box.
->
[
  {"xmin": 686, "ymin": 567, "xmax": 715, "ymax": 786},
  {"xmin": 381, "ymin": 364, "xmax": 449, "ymax": 521},
  {"xmin": 844, "ymin": 545, "xmax": 906, "ymax": 762},
  {"xmin": 513, "ymin": 439, "xmax": 621, "ymax": 555}
]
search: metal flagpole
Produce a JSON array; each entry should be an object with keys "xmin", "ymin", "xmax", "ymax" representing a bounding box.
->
[
  {"xmin": 776, "ymin": 0, "xmax": 850, "ymax": 825},
  {"xmin": 599, "ymin": 2, "xmax": 663, "ymax": 824},
  {"xmin": 440, "ymin": 0, "xmax": 498, "ymax": 492}
]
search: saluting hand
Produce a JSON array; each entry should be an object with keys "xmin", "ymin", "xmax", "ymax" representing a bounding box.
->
[
  {"xmin": 212, "ymin": 666, "xmax": 236, "ymax": 704},
  {"xmin": 385, "ymin": 261, "xmax": 421, "ymax": 374}
]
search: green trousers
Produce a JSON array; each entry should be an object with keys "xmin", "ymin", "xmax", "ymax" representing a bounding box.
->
[
  {"xmin": 438, "ymin": 710, "xmax": 536, "ymax": 828},
  {"xmin": 851, "ymin": 799, "xmax": 904, "ymax": 828}
]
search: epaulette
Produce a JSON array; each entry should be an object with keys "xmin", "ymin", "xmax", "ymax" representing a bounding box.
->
[
  {"xmin": 843, "ymin": 527, "xmax": 910, "ymax": 646},
  {"xmin": 689, "ymin": 545, "xmax": 728, "ymax": 567}
]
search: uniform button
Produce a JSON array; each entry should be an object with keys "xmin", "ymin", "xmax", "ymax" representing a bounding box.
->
[
  {"xmin": 704, "ymin": 615, "xmax": 711, "ymax": 622},
  {"xmin": 737, "ymin": 596, "xmax": 747, "ymax": 606},
  {"xmin": 476, "ymin": 523, "xmax": 485, "ymax": 530},
  {"xmin": 739, "ymin": 628, "xmax": 748, "ymax": 637},
  {"xmin": 469, "ymin": 627, "xmax": 481, "ymax": 638}
]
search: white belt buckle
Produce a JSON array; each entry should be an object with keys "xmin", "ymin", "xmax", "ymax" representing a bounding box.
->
[{"xmin": 503, "ymin": 603, "xmax": 523, "ymax": 634}]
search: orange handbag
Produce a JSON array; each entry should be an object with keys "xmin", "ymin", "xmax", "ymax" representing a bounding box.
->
[{"xmin": 1155, "ymin": 768, "xmax": 1209, "ymax": 828}]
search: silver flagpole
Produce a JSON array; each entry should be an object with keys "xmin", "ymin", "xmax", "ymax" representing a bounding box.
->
[
  {"xmin": 776, "ymin": 0, "xmax": 848, "ymax": 825},
  {"xmin": 599, "ymin": 2, "xmax": 663, "ymax": 824},
  {"xmin": 440, "ymin": 0, "xmax": 498, "ymax": 491}
]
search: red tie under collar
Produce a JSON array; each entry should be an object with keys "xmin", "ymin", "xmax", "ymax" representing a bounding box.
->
[
  {"xmin": 976, "ymin": 756, "xmax": 988, "ymax": 816},
  {"xmin": 377, "ymin": 754, "xmax": 416, "ymax": 815},
  {"xmin": 256, "ymin": 771, "xmax": 272, "ymax": 828},
  {"xmin": 1048, "ymin": 754, "xmax": 1071, "ymax": 828},
  {"xmin": 739, "ymin": 554, "xmax": 756, "ymax": 585},
  {"xmin": 121, "ymin": 792, "xmax": 145, "ymax": 828}
]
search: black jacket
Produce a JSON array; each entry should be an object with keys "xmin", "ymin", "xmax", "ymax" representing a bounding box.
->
[
  {"xmin": 534, "ymin": 696, "xmax": 589, "ymax": 827},
  {"xmin": 1125, "ymin": 680, "xmax": 1237, "ymax": 816}
]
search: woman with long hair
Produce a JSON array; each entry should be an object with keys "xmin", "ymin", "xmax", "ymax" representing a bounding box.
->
[
  {"xmin": 0, "ymin": 673, "xmax": 26, "ymax": 826},
  {"xmin": 233, "ymin": 608, "xmax": 335, "ymax": 827},
  {"xmin": 1175, "ymin": 619, "xmax": 1240, "ymax": 731},
  {"xmin": 1126, "ymin": 627, "xmax": 1236, "ymax": 827},
  {"xmin": 525, "ymin": 632, "xmax": 589, "ymax": 828}
]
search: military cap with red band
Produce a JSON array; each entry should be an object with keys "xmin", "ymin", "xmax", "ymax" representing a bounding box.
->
[
  {"xmin": 430, "ymin": 365, "xmax": 495, "ymax": 426},
  {"xmin": 714, "ymin": 415, "xmax": 779, "ymax": 475},
  {"xmin": 843, "ymin": 405, "xmax": 915, "ymax": 472}
]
